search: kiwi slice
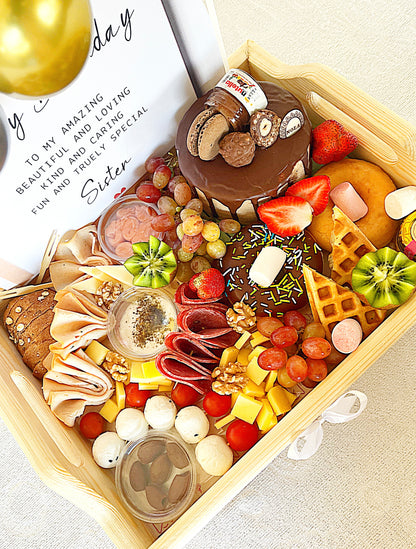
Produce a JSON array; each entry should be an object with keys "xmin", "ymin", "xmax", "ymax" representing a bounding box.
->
[
  {"xmin": 351, "ymin": 247, "xmax": 416, "ymax": 308},
  {"xmin": 124, "ymin": 236, "xmax": 177, "ymax": 289}
]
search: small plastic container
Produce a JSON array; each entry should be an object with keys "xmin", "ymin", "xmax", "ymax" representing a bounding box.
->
[
  {"xmin": 115, "ymin": 431, "xmax": 197, "ymax": 524},
  {"xmin": 107, "ymin": 287, "xmax": 177, "ymax": 360},
  {"xmin": 97, "ymin": 195, "xmax": 162, "ymax": 263}
]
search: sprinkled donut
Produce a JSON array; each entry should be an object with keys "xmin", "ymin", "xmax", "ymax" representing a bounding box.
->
[{"xmin": 218, "ymin": 224, "xmax": 323, "ymax": 316}]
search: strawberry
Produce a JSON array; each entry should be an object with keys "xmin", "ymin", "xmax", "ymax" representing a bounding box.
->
[
  {"xmin": 257, "ymin": 196, "xmax": 313, "ymax": 237},
  {"xmin": 285, "ymin": 175, "xmax": 331, "ymax": 215},
  {"xmin": 312, "ymin": 120, "xmax": 358, "ymax": 164},
  {"xmin": 189, "ymin": 267, "xmax": 225, "ymax": 299}
]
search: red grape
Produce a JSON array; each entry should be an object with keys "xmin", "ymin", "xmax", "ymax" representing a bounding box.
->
[
  {"xmin": 283, "ymin": 310, "xmax": 307, "ymax": 331},
  {"xmin": 306, "ymin": 358, "xmax": 328, "ymax": 381},
  {"xmin": 136, "ymin": 182, "xmax": 161, "ymax": 203},
  {"xmin": 145, "ymin": 156, "xmax": 165, "ymax": 173},
  {"xmin": 326, "ymin": 346, "xmax": 346, "ymax": 366},
  {"xmin": 270, "ymin": 326, "xmax": 298, "ymax": 348},
  {"xmin": 277, "ymin": 366, "xmax": 298, "ymax": 388},
  {"xmin": 302, "ymin": 337, "xmax": 331, "ymax": 359},
  {"xmin": 258, "ymin": 347, "xmax": 287, "ymax": 370},
  {"xmin": 168, "ymin": 175, "xmax": 187, "ymax": 193},
  {"xmin": 182, "ymin": 233, "xmax": 204, "ymax": 253},
  {"xmin": 286, "ymin": 355, "xmax": 308, "ymax": 382},
  {"xmin": 256, "ymin": 316, "xmax": 284, "ymax": 338},
  {"xmin": 163, "ymin": 228, "xmax": 179, "ymax": 247},
  {"xmin": 151, "ymin": 213, "xmax": 176, "ymax": 232},
  {"xmin": 174, "ymin": 182, "xmax": 192, "ymax": 206},
  {"xmin": 153, "ymin": 164, "xmax": 172, "ymax": 189},
  {"xmin": 302, "ymin": 377, "xmax": 319, "ymax": 388},
  {"xmin": 302, "ymin": 321, "xmax": 326, "ymax": 340}
]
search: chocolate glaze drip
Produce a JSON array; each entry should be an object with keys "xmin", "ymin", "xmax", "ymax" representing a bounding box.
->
[{"xmin": 175, "ymin": 82, "xmax": 312, "ymax": 217}]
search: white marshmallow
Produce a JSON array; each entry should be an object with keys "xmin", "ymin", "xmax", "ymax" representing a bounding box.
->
[
  {"xmin": 144, "ymin": 395, "xmax": 176, "ymax": 430},
  {"xmin": 384, "ymin": 187, "xmax": 416, "ymax": 219},
  {"xmin": 248, "ymin": 246, "xmax": 287, "ymax": 287},
  {"xmin": 115, "ymin": 408, "xmax": 148, "ymax": 441}
]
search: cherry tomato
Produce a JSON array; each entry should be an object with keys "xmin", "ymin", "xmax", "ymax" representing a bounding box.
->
[
  {"xmin": 226, "ymin": 419, "xmax": 259, "ymax": 451},
  {"xmin": 79, "ymin": 412, "xmax": 105, "ymax": 439},
  {"xmin": 258, "ymin": 347, "xmax": 287, "ymax": 370},
  {"xmin": 203, "ymin": 390, "xmax": 231, "ymax": 417},
  {"xmin": 125, "ymin": 383, "xmax": 151, "ymax": 408},
  {"xmin": 171, "ymin": 383, "xmax": 200, "ymax": 408}
]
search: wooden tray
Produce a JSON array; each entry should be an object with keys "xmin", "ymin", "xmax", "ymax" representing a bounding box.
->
[{"xmin": 1, "ymin": 41, "xmax": 416, "ymax": 549}]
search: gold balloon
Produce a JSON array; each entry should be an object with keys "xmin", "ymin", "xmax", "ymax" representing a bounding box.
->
[{"xmin": 0, "ymin": 0, "xmax": 91, "ymax": 96}]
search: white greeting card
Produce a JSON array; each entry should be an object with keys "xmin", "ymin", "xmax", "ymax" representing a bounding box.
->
[{"xmin": 0, "ymin": 0, "xmax": 225, "ymax": 289}]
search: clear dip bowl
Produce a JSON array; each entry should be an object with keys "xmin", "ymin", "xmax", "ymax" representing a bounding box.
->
[
  {"xmin": 107, "ymin": 287, "xmax": 177, "ymax": 360},
  {"xmin": 97, "ymin": 195, "xmax": 162, "ymax": 263},
  {"xmin": 115, "ymin": 431, "xmax": 197, "ymax": 524}
]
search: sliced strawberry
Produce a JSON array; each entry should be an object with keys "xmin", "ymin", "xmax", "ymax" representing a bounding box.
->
[
  {"xmin": 257, "ymin": 196, "xmax": 313, "ymax": 237},
  {"xmin": 312, "ymin": 120, "xmax": 358, "ymax": 164},
  {"xmin": 286, "ymin": 175, "xmax": 331, "ymax": 216}
]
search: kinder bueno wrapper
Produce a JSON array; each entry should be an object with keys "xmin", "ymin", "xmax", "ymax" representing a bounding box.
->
[{"xmin": 215, "ymin": 69, "xmax": 268, "ymax": 115}]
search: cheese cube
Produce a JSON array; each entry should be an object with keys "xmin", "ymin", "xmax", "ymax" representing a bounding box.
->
[
  {"xmin": 235, "ymin": 331, "xmax": 251, "ymax": 350},
  {"xmin": 129, "ymin": 362, "xmax": 145, "ymax": 383},
  {"xmin": 256, "ymin": 399, "xmax": 277, "ymax": 432},
  {"xmin": 250, "ymin": 331, "xmax": 270, "ymax": 348},
  {"xmin": 243, "ymin": 379, "xmax": 265, "ymax": 398},
  {"xmin": 231, "ymin": 391, "xmax": 240, "ymax": 407},
  {"xmin": 91, "ymin": 265, "xmax": 134, "ymax": 286},
  {"xmin": 85, "ymin": 340, "xmax": 109, "ymax": 365},
  {"xmin": 231, "ymin": 393, "xmax": 263, "ymax": 424},
  {"xmin": 246, "ymin": 357, "xmax": 269, "ymax": 386},
  {"xmin": 265, "ymin": 370, "xmax": 278, "ymax": 393},
  {"xmin": 284, "ymin": 389, "xmax": 297, "ymax": 406},
  {"xmin": 158, "ymin": 382, "xmax": 174, "ymax": 392},
  {"xmin": 248, "ymin": 346, "xmax": 267, "ymax": 362},
  {"xmin": 237, "ymin": 347, "xmax": 251, "ymax": 366},
  {"xmin": 219, "ymin": 346, "xmax": 239, "ymax": 368},
  {"xmin": 138, "ymin": 383, "xmax": 159, "ymax": 390},
  {"xmin": 99, "ymin": 397, "xmax": 119, "ymax": 423},
  {"xmin": 115, "ymin": 381, "xmax": 126, "ymax": 410},
  {"xmin": 214, "ymin": 414, "xmax": 235, "ymax": 430},
  {"xmin": 267, "ymin": 386, "xmax": 294, "ymax": 416}
]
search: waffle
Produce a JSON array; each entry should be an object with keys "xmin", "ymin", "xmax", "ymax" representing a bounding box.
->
[
  {"xmin": 303, "ymin": 265, "xmax": 386, "ymax": 339},
  {"xmin": 329, "ymin": 206, "xmax": 376, "ymax": 287}
]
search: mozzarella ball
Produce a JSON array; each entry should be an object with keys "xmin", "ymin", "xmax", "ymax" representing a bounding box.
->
[
  {"xmin": 92, "ymin": 432, "xmax": 125, "ymax": 469},
  {"xmin": 144, "ymin": 395, "xmax": 176, "ymax": 430},
  {"xmin": 115, "ymin": 408, "xmax": 148, "ymax": 441},
  {"xmin": 195, "ymin": 435, "xmax": 233, "ymax": 476},
  {"xmin": 175, "ymin": 406, "xmax": 209, "ymax": 444}
]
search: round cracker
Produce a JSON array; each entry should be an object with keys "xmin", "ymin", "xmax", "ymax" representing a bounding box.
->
[{"xmin": 308, "ymin": 158, "xmax": 399, "ymax": 250}]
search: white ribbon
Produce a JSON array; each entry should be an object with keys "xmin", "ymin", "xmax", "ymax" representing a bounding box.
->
[{"xmin": 287, "ymin": 390, "xmax": 368, "ymax": 460}]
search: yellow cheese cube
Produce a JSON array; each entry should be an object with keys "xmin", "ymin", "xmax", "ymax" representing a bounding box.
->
[
  {"xmin": 265, "ymin": 370, "xmax": 278, "ymax": 393},
  {"xmin": 284, "ymin": 389, "xmax": 297, "ymax": 406},
  {"xmin": 267, "ymin": 385, "xmax": 294, "ymax": 416},
  {"xmin": 219, "ymin": 346, "xmax": 239, "ymax": 368},
  {"xmin": 85, "ymin": 340, "xmax": 109, "ymax": 365},
  {"xmin": 115, "ymin": 381, "xmax": 126, "ymax": 410},
  {"xmin": 246, "ymin": 357, "xmax": 269, "ymax": 386},
  {"xmin": 235, "ymin": 331, "xmax": 251, "ymax": 350},
  {"xmin": 139, "ymin": 383, "xmax": 159, "ymax": 390},
  {"xmin": 158, "ymin": 382, "xmax": 174, "ymax": 392},
  {"xmin": 256, "ymin": 399, "xmax": 277, "ymax": 432},
  {"xmin": 243, "ymin": 379, "xmax": 265, "ymax": 398},
  {"xmin": 214, "ymin": 414, "xmax": 235, "ymax": 430},
  {"xmin": 99, "ymin": 397, "xmax": 119, "ymax": 423},
  {"xmin": 142, "ymin": 360, "xmax": 158, "ymax": 378},
  {"xmin": 231, "ymin": 393, "xmax": 263, "ymax": 424},
  {"xmin": 231, "ymin": 391, "xmax": 240, "ymax": 407},
  {"xmin": 248, "ymin": 345, "xmax": 267, "ymax": 362},
  {"xmin": 250, "ymin": 331, "xmax": 270, "ymax": 348},
  {"xmin": 237, "ymin": 347, "xmax": 251, "ymax": 366},
  {"xmin": 129, "ymin": 362, "xmax": 145, "ymax": 383}
]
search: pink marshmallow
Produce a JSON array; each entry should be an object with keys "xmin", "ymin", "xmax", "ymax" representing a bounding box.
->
[{"xmin": 329, "ymin": 181, "xmax": 368, "ymax": 221}]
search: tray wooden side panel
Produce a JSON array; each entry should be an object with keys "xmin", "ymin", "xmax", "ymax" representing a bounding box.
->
[{"xmin": 235, "ymin": 41, "xmax": 416, "ymax": 187}]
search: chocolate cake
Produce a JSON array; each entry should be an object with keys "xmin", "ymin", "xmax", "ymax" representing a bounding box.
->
[
  {"xmin": 218, "ymin": 224, "xmax": 323, "ymax": 316},
  {"xmin": 176, "ymin": 82, "xmax": 312, "ymax": 224}
]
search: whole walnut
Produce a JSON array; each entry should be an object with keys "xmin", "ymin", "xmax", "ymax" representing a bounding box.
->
[{"xmin": 219, "ymin": 132, "xmax": 256, "ymax": 167}]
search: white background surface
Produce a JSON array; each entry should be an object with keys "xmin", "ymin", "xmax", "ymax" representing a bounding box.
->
[{"xmin": 1, "ymin": 1, "xmax": 416, "ymax": 548}]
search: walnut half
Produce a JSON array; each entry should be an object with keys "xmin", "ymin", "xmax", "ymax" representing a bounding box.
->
[
  {"xmin": 102, "ymin": 351, "xmax": 130, "ymax": 383},
  {"xmin": 95, "ymin": 281, "xmax": 123, "ymax": 310},
  {"xmin": 226, "ymin": 301, "xmax": 256, "ymax": 333},
  {"xmin": 212, "ymin": 361, "xmax": 248, "ymax": 395}
]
